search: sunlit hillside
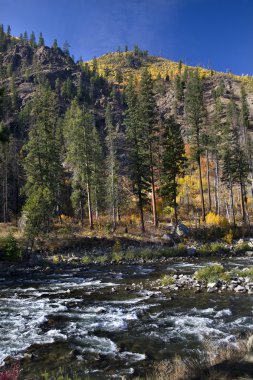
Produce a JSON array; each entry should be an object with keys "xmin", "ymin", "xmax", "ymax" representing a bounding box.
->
[{"xmin": 85, "ymin": 50, "xmax": 253, "ymax": 92}]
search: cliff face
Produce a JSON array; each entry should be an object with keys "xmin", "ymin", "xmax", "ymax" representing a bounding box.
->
[{"xmin": 0, "ymin": 44, "xmax": 80, "ymax": 106}]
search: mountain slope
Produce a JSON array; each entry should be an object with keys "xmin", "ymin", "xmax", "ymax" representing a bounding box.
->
[{"xmin": 85, "ymin": 50, "xmax": 253, "ymax": 93}]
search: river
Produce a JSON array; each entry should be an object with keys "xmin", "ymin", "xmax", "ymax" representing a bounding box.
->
[{"xmin": 0, "ymin": 256, "xmax": 253, "ymax": 379}]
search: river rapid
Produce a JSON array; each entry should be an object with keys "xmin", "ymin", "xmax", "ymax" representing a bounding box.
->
[{"xmin": 1, "ymin": 256, "xmax": 253, "ymax": 379}]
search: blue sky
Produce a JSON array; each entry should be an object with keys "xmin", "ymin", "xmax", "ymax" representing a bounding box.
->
[{"xmin": 1, "ymin": 0, "xmax": 253, "ymax": 75}]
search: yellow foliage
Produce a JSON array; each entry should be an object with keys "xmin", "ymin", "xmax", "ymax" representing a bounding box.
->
[
  {"xmin": 84, "ymin": 52, "xmax": 253, "ymax": 94},
  {"xmin": 206, "ymin": 212, "xmax": 229, "ymax": 228},
  {"xmin": 223, "ymin": 229, "xmax": 233, "ymax": 245}
]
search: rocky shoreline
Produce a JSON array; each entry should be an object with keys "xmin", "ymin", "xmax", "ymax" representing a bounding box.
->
[{"xmin": 150, "ymin": 272, "xmax": 253, "ymax": 294}]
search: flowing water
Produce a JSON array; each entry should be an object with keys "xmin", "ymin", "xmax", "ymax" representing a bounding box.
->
[{"xmin": 1, "ymin": 257, "xmax": 253, "ymax": 379}]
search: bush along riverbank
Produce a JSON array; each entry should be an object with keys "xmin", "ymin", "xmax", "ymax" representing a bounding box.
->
[
  {"xmin": 1, "ymin": 233, "xmax": 253, "ymax": 276},
  {"xmin": 153, "ymin": 264, "xmax": 253, "ymax": 294}
]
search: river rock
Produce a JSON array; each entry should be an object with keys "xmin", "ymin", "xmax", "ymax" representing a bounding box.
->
[
  {"xmin": 207, "ymin": 287, "xmax": 217, "ymax": 293},
  {"xmin": 187, "ymin": 247, "xmax": 196, "ymax": 256},
  {"xmin": 207, "ymin": 282, "xmax": 217, "ymax": 288},
  {"xmin": 234, "ymin": 285, "xmax": 246, "ymax": 292},
  {"xmin": 29, "ymin": 254, "xmax": 44, "ymax": 265},
  {"xmin": 245, "ymin": 251, "xmax": 253, "ymax": 257}
]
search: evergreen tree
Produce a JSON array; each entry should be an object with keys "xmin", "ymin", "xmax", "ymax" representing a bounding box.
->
[
  {"xmin": 240, "ymin": 85, "xmax": 253, "ymax": 197},
  {"xmin": 125, "ymin": 76, "xmax": 149, "ymax": 232},
  {"xmin": 7, "ymin": 25, "xmax": 11, "ymax": 37},
  {"xmin": 64, "ymin": 100, "xmax": 100, "ymax": 229},
  {"xmin": 91, "ymin": 125, "xmax": 105, "ymax": 219},
  {"xmin": 223, "ymin": 98, "xmax": 250, "ymax": 224},
  {"xmin": 29, "ymin": 31, "xmax": 36, "ymax": 48},
  {"xmin": 185, "ymin": 70, "xmax": 206, "ymax": 221},
  {"xmin": 105, "ymin": 104, "xmax": 120, "ymax": 231},
  {"xmin": 23, "ymin": 31, "xmax": 28, "ymax": 43},
  {"xmin": 52, "ymin": 39, "xmax": 58, "ymax": 49},
  {"xmin": 161, "ymin": 116, "xmax": 186, "ymax": 225},
  {"xmin": 210, "ymin": 89, "xmax": 224, "ymax": 215},
  {"xmin": 63, "ymin": 41, "xmax": 70, "ymax": 56},
  {"xmin": 138, "ymin": 68, "xmax": 158, "ymax": 227},
  {"xmin": 38, "ymin": 32, "xmax": 45, "ymax": 47},
  {"xmin": 22, "ymin": 86, "xmax": 63, "ymax": 247}
]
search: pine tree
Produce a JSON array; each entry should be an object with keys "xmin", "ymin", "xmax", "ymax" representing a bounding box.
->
[
  {"xmin": 23, "ymin": 31, "xmax": 28, "ymax": 43},
  {"xmin": 105, "ymin": 104, "xmax": 119, "ymax": 231},
  {"xmin": 38, "ymin": 32, "xmax": 45, "ymax": 47},
  {"xmin": 185, "ymin": 70, "xmax": 206, "ymax": 221},
  {"xmin": 22, "ymin": 86, "xmax": 63, "ymax": 246},
  {"xmin": 222, "ymin": 98, "xmax": 250, "ymax": 224},
  {"xmin": 63, "ymin": 41, "xmax": 70, "ymax": 56},
  {"xmin": 29, "ymin": 31, "xmax": 36, "ymax": 48},
  {"xmin": 125, "ymin": 76, "xmax": 149, "ymax": 232},
  {"xmin": 210, "ymin": 88, "xmax": 224, "ymax": 215},
  {"xmin": 240, "ymin": 85, "xmax": 253, "ymax": 197},
  {"xmin": 52, "ymin": 39, "xmax": 58, "ymax": 49},
  {"xmin": 139, "ymin": 68, "xmax": 158, "ymax": 227},
  {"xmin": 7, "ymin": 25, "xmax": 11, "ymax": 37},
  {"xmin": 64, "ymin": 100, "xmax": 100, "ymax": 229},
  {"xmin": 161, "ymin": 116, "xmax": 186, "ymax": 225},
  {"xmin": 91, "ymin": 125, "xmax": 105, "ymax": 219}
]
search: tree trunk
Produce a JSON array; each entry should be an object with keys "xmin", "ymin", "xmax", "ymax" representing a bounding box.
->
[
  {"xmin": 173, "ymin": 178, "xmax": 178, "ymax": 226},
  {"xmin": 197, "ymin": 156, "xmax": 206, "ymax": 222},
  {"xmin": 229, "ymin": 177, "xmax": 236, "ymax": 228},
  {"xmin": 149, "ymin": 143, "xmax": 158, "ymax": 228},
  {"xmin": 206, "ymin": 150, "xmax": 212, "ymax": 212},
  {"xmin": 239, "ymin": 178, "xmax": 246, "ymax": 224},
  {"xmin": 214, "ymin": 157, "xmax": 220, "ymax": 215},
  {"xmin": 137, "ymin": 181, "xmax": 145, "ymax": 233},
  {"xmin": 86, "ymin": 180, "xmax": 94, "ymax": 230}
]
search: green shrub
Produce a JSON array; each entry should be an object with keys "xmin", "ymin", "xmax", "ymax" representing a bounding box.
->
[
  {"xmin": 195, "ymin": 264, "xmax": 225, "ymax": 282},
  {"xmin": 0, "ymin": 234, "xmax": 22, "ymax": 261},
  {"xmin": 234, "ymin": 242, "xmax": 251, "ymax": 254},
  {"xmin": 111, "ymin": 251, "xmax": 123, "ymax": 263},
  {"xmin": 125, "ymin": 250, "xmax": 136, "ymax": 260},
  {"xmin": 113, "ymin": 239, "xmax": 122, "ymax": 253},
  {"xmin": 230, "ymin": 267, "xmax": 253, "ymax": 280},
  {"xmin": 197, "ymin": 243, "xmax": 230, "ymax": 255},
  {"xmin": 81, "ymin": 256, "xmax": 92, "ymax": 265},
  {"xmin": 161, "ymin": 274, "xmax": 175, "ymax": 286},
  {"xmin": 176, "ymin": 243, "xmax": 188, "ymax": 255},
  {"xmin": 95, "ymin": 255, "xmax": 108, "ymax": 264}
]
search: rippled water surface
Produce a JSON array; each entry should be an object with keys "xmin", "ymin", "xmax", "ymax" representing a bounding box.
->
[{"xmin": 1, "ymin": 258, "xmax": 253, "ymax": 379}]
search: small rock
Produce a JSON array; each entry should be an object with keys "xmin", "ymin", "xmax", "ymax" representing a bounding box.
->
[
  {"xmin": 207, "ymin": 287, "xmax": 217, "ymax": 293},
  {"xmin": 247, "ymin": 335, "xmax": 253, "ymax": 351},
  {"xmin": 207, "ymin": 282, "xmax": 217, "ymax": 288},
  {"xmin": 187, "ymin": 247, "xmax": 196, "ymax": 256},
  {"xmin": 234, "ymin": 285, "xmax": 246, "ymax": 292}
]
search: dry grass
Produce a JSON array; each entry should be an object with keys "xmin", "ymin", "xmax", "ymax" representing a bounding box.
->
[
  {"xmin": 137, "ymin": 340, "xmax": 248, "ymax": 380},
  {"xmin": 0, "ymin": 223, "xmax": 21, "ymax": 239}
]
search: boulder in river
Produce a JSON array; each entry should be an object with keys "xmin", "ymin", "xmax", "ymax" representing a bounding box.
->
[{"xmin": 176, "ymin": 223, "xmax": 190, "ymax": 237}]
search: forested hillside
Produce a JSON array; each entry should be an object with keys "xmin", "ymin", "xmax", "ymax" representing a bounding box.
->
[{"xmin": 1, "ymin": 25, "xmax": 253, "ymax": 247}]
